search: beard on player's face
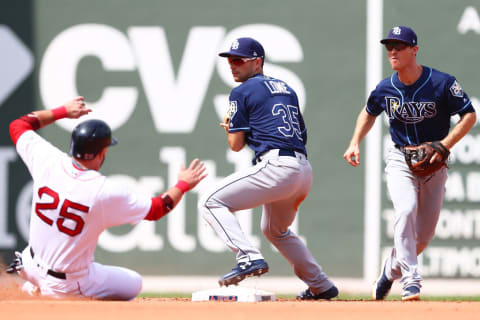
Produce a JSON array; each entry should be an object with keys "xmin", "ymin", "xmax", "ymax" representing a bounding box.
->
[{"xmin": 230, "ymin": 59, "xmax": 261, "ymax": 83}]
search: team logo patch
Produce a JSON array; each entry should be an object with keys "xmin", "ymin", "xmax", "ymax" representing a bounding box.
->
[
  {"xmin": 392, "ymin": 26, "xmax": 401, "ymax": 35},
  {"xmin": 449, "ymin": 80, "xmax": 464, "ymax": 98},
  {"xmin": 227, "ymin": 100, "xmax": 238, "ymax": 119},
  {"xmin": 231, "ymin": 40, "xmax": 239, "ymax": 50}
]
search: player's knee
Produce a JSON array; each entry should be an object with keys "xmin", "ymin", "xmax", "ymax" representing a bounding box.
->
[
  {"xmin": 198, "ymin": 195, "xmax": 222, "ymax": 221},
  {"xmin": 261, "ymin": 223, "xmax": 286, "ymax": 242},
  {"xmin": 123, "ymin": 271, "xmax": 143, "ymax": 301},
  {"xmin": 198, "ymin": 195, "xmax": 210, "ymax": 217},
  {"xmin": 396, "ymin": 203, "xmax": 418, "ymax": 220}
]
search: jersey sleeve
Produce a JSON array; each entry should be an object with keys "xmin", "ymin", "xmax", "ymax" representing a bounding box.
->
[
  {"xmin": 228, "ymin": 89, "xmax": 250, "ymax": 133},
  {"xmin": 97, "ymin": 180, "xmax": 152, "ymax": 228},
  {"xmin": 365, "ymin": 86, "xmax": 384, "ymax": 116},
  {"xmin": 445, "ymin": 77, "xmax": 476, "ymax": 116},
  {"xmin": 15, "ymin": 130, "xmax": 65, "ymax": 181}
]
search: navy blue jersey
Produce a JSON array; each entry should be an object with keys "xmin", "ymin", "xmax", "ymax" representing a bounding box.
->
[
  {"xmin": 227, "ymin": 74, "xmax": 307, "ymax": 162},
  {"xmin": 366, "ymin": 66, "xmax": 475, "ymax": 146}
]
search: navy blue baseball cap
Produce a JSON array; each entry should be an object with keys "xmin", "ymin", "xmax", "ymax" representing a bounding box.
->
[
  {"xmin": 380, "ymin": 26, "xmax": 417, "ymax": 46},
  {"xmin": 219, "ymin": 37, "xmax": 265, "ymax": 59}
]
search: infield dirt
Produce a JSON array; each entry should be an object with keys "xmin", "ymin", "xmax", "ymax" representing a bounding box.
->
[{"xmin": 1, "ymin": 275, "xmax": 478, "ymax": 320}]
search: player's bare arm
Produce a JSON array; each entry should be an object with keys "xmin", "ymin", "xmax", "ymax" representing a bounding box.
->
[
  {"xmin": 219, "ymin": 115, "xmax": 245, "ymax": 151},
  {"xmin": 227, "ymin": 131, "xmax": 246, "ymax": 152},
  {"xmin": 429, "ymin": 111, "xmax": 477, "ymax": 163},
  {"xmin": 344, "ymin": 108, "xmax": 377, "ymax": 166},
  {"xmin": 32, "ymin": 96, "xmax": 92, "ymax": 128}
]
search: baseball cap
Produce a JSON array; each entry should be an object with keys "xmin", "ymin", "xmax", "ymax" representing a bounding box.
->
[
  {"xmin": 219, "ymin": 37, "xmax": 265, "ymax": 59},
  {"xmin": 380, "ymin": 26, "xmax": 417, "ymax": 46}
]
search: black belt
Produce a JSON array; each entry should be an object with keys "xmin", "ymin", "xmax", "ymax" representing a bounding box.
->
[
  {"xmin": 255, "ymin": 149, "xmax": 302, "ymax": 164},
  {"xmin": 394, "ymin": 144, "xmax": 405, "ymax": 152},
  {"xmin": 279, "ymin": 149, "xmax": 296, "ymax": 157},
  {"xmin": 30, "ymin": 247, "xmax": 67, "ymax": 280}
]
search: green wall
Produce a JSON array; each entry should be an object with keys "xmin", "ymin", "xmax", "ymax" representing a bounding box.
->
[{"xmin": 1, "ymin": 0, "xmax": 479, "ymax": 279}]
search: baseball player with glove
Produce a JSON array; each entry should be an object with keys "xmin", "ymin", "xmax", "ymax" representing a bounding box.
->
[
  {"xmin": 6, "ymin": 97, "xmax": 206, "ymax": 299},
  {"xmin": 199, "ymin": 37, "xmax": 338, "ymax": 300},
  {"xmin": 344, "ymin": 26, "xmax": 476, "ymax": 300}
]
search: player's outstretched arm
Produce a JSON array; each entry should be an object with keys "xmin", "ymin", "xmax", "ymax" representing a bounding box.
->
[
  {"xmin": 344, "ymin": 108, "xmax": 377, "ymax": 167},
  {"xmin": 9, "ymin": 96, "xmax": 92, "ymax": 146},
  {"xmin": 33, "ymin": 96, "xmax": 92, "ymax": 128}
]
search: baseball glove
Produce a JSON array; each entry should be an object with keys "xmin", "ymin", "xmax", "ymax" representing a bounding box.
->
[{"xmin": 404, "ymin": 141, "xmax": 450, "ymax": 177}]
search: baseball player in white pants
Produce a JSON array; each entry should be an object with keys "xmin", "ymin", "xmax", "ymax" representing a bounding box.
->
[{"xmin": 7, "ymin": 97, "xmax": 206, "ymax": 300}]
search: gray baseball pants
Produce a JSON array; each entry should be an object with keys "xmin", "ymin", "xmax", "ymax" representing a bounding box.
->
[
  {"xmin": 383, "ymin": 147, "xmax": 447, "ymax": 289},
  {"xmin": 199, "ymin": 149, "xmax": 334, "ymax": 293}
]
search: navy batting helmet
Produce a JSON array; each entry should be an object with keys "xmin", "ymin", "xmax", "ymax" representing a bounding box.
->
[{"xmin": 70, "ymin": 119, "xmax": 118, "ymax": 160}]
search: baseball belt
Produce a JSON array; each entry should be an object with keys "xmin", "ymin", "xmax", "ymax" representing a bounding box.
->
[{"xmin": 30, "ymin": 247, "xmax": 67, "ymax": 280}]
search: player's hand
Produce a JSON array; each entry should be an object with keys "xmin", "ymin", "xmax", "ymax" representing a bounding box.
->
[
  {"xmin": 344, "ymin": 144, "xmax": 361, "ymax": 167},
  {"xmin": 177, "ymin": 159, "xmax": 207, "ymax": 190},
  {"xmin": 219, "ymin": 116, "xmax": 230, "ymax": 134},
  {"xmin": 64, "ymin": 96, "xmax": 92, "ymax": 119}
]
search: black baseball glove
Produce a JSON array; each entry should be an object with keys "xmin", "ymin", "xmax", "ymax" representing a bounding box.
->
[{"xmin": 404, "ymin": 141, "xmax": 450, "ymax": 177}]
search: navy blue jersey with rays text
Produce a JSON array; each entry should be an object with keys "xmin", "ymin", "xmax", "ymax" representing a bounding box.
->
[
  {"xmin": 366, "ymin": 66, "xmax": 475, "ymax": 146},
  {"xmin": 227, "ymin": 74, "xmax": 307, "ymax": 162}
]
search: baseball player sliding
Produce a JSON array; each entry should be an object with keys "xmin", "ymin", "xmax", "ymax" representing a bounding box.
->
[
  {"xmin": 6, "ymin": 97, "xmax": 206, "ymax": 300},
  {"xmin": 199, "ymin": 37, "xmax": 338, "ymax": 300},
  {"xmin": 344, "ymin": 26, "xmax": 476, "ymax": 300}
]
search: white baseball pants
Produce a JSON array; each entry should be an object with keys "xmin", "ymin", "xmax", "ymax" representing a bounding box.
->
[{"xmin": 18, "ymin": 245, "xmax": 142, "ymax": 300}]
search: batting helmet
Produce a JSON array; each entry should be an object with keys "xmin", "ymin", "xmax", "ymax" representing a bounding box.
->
[{"xmin": 70, "ymin": 119, "xmax": 118, "ymax": 160}]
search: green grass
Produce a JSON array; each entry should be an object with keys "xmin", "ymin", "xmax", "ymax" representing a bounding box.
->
[{"xmin": 139, "ymin": 292, "xmax": 480, "ymax": 301}]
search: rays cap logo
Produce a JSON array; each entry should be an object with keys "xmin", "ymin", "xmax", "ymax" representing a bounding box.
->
[
  {"xmin": 219, "ymin": 37, "xmax": 265, "ymax": 60},
  {"xmin": 231, "ymin": 40, "xmax": 240, "ymax": 50},
  {"xmin": 380, "ymin": 26, "xmax": 418, "ymax": 46}
]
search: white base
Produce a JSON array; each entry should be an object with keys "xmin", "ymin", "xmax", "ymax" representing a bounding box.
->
[{"xmin": 192, "ymin": 286, "xmax": 276, "ymax": 302}]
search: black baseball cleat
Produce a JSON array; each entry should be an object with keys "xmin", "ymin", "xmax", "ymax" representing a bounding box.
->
[
  {"xmin": 218, "ymin": 259, "xmax": 269, "ymax": 287},
  {"xmin": 296, "ymin": 285, "xmax": 339, "ymax": 300},
  {"xmin": 372, "ymin": 266, "xmax": 393, "ymax": 300},
  {"xmin": 5, "ymin": 251, "xmax": 23, "ymax": 274}
]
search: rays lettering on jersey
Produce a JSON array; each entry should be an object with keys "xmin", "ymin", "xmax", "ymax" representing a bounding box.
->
[{"xmin": 385, "ymin": 96, "xmax": 437, "ymax": 123}]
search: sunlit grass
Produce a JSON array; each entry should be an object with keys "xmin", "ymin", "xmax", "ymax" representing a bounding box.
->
[{"xmin": 139, "ymin": 292, "xmax": 480, "ymax": 301}]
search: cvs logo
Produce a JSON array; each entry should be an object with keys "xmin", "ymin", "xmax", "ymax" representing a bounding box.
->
[{"xmin": 39, "ymin": 24, "xmax": 305, "ymax": 133}]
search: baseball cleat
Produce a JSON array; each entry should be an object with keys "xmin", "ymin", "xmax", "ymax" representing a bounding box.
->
[
  {"xmin": 296, "ymin": 285, "xmax": 339, "ymax": 300},
  {"xmin": 218, "ymin": 259, "xmax": 269, "ymax": 287},
  {"xmin": 402, "ymin": 286, "xmax": 420, "ymax": 301},
  {"xmin": 5, "ymin": 251, "xmax": 23, "ymax": 274},
  {"xmin": 372, "ymin": 266, "xmax": 393, "ymax": 300}
]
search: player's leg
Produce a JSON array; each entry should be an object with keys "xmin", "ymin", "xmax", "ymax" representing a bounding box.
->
[
  {"xmin": 382, "ymin": 148, "xmax": 422, "ymax": 299},
  {"xmin": 263, "ymin": 157, "xmax": 337, "ymax": 300},
  {"xmin": 78, "ymin": 263, "xmax": 142, "ymax": 300},
  {"xmin": 199, "ymin": 162, "xmax": 273, "ymax": 263},
  {"xmin": 199, "ymin": 156, "xmax": 307, "ymax": 285},
  {"xmin": 261, "ymin": 196, "xmax": 337, "ymax": 299},
  {"xmin": 416, "ymin": 168, "xmax": 448, "ymax": 254}
]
